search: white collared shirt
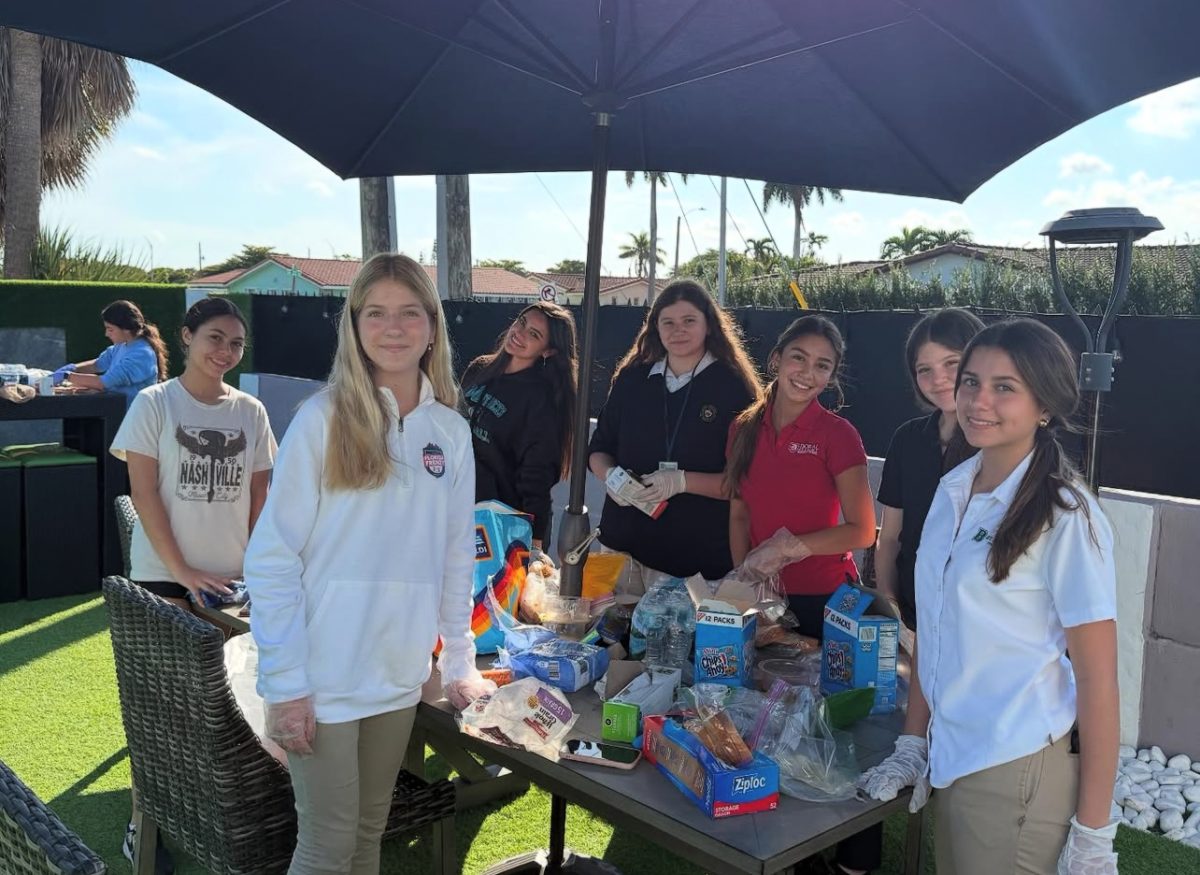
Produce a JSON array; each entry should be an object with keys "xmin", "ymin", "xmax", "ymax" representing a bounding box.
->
[
  {"xmin": 915, "ymin": 450, "xmax": 1116, "ymax": 788},
  {"xmin": 649, "ymin": 351, "xmax": 715, "ymax": 393}
]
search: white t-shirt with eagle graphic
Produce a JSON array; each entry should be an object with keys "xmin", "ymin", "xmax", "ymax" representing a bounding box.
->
[{"xmin": 111, "ymin": 378, "xmax": 277, "ymax": 582}]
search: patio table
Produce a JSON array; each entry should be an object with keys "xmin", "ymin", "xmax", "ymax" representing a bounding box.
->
[{"xmin": 414, "ymin": 661, "xmax": 925, "ymax": 875}]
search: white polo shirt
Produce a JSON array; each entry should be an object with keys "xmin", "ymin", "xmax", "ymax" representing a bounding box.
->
[{"xmin": 915, "ymin": 450, "xmax": 1116, "ymax": 788}]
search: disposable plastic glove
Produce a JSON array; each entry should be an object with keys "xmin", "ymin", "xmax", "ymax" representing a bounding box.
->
[
  {"xmin": 742, "ymin": 527, "xmax": 812, "ymax": 578},
  {"xmin": 857, "ymin": 734, "xmax": 931, "ymax": 813},
  {"xmin": 1057, "ymin": 816, "xmax": 1119, "ymax": 875},
  {"xmin": 640, "ymin": 468, "xmax": 687, "ymax": 503},
  {"xmin": 445, "ymin": 674, "xmax": 498, "ymax": 711},
  {"xmin": 529, "ymin": 546, "xmax": 555, "ymax": 569},
  {"xmin": 603, "ymin": 466, "xmax": 656, "ymax": 508},
  {"xmin": 265, "ymin": 696, "xmax": 316, "ymax": 756},
  {"xmin": 51, "ymin": 364, "xmax": 75, "ymax": 386}
]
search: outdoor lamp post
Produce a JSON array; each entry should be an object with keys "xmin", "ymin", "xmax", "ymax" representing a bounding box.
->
[{"xmin": 1039, "ymin": 206, "xmax": 1163, "ymax": 492}]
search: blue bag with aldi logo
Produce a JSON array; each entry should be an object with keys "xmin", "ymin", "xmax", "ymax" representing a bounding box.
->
[{"xmin": 470, "ymin": 501, "xmax": 532, "ymax": 654}]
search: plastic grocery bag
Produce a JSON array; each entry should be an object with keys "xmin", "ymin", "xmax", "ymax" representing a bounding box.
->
[{"xmin": 457, "ymin": 677, "xmax": 577, "ymax": 761}]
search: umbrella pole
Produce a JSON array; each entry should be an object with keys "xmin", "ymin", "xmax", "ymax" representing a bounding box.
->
[{"xmin": 558, "ymin": 112, "xmax": 612, "ymax": 599}]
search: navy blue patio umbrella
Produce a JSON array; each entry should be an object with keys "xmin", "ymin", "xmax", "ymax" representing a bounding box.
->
[{"xmin": 5, "ymin": 1, "xmax": 1200, "ymax": 596}]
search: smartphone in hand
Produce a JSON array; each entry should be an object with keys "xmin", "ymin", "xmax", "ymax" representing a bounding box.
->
[
  {"xmin": 191, "ymin": 580, "xmax": 249, "ymax": 610},
  {"xmin": 560, "ymin": 739, "xmax": 642, "ymax": 770}
]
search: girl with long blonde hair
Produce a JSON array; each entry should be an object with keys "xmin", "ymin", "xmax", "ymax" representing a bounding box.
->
[{"xmin": 245, "ymin": 253, "xmax": 491, "ymax": 875}]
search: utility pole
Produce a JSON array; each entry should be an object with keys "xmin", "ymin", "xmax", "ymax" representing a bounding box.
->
[
  {"xmin": 438, "ymin": 174, "xmax": 473, "ymax": 300},
  {"xmin": 674, "ymin": 215, "xmax": 683, "ymax": 275},
  {"xmin": 717, "ymin": 176, "xmax": 728, "ymax": 306},
  {"xmin": 359, "ymin": 177, "xmax": 397, "ymax": 258},
  {"xmin": 647, "ymin": 176, "xmax": 658, "ymax": 305}
]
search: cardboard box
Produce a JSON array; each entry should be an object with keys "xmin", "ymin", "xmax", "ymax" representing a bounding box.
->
[
  {"xmin": 604, "ymin": 467, "xmax": 668, "ymax": 518},
  {"xmin": 600, "ymin": 660, "xmax": 681, "ymax": 743},
  {"xmin": 687, "ymin": 577, "xmax": 758, "ymax": 688},
  {"xmin": 642, "ymin": 716, "xmax": 779, "ymax": 818},
  {"xmin": 821, "ymin": 582, "xmax": 899, "ymax": 714}
]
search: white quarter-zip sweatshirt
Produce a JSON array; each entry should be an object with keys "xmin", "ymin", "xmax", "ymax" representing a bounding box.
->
[{"xmin": 245, "ymin": 376, "xmax": 476, "ymax": 723}]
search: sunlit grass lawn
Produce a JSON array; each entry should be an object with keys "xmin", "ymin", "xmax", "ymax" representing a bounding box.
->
[{"xmin": 2, "ymin": 595, "xmax": 1196, "ymax": 874}]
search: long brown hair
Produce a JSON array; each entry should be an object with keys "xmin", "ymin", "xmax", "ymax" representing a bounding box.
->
[
  {"xmin": 612, "ymin": 279, "xmax": 761, "ymax": 399},
  {"xmin": 906, "ymin": 307, "xmax": 985, "ymax": 471},
  {"xmin": 102, "ymin": 299, "xmax": 168, "ymax": 381},
  {"xmin": 725, "ymin": 315, "xmax": 845, "ymax": 495},
  {"xmin": 957, "ymin": 319, "xmax": 1093, "ymax": 582},
  {"xmin": 462, "ymin": 302, "xmax": 579, "ymax": 477}
]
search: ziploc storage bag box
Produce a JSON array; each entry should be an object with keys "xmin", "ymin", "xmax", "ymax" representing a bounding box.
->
[
  {"xmin": 821, "ymin": 582, "xmax": 899, "ymax": 714},
  {"xmin": 687, "ymin": 577, "xmax": 757, "ymax": 688},
  {"xmin": 642, "ymin": 716, "xmax": 779, "ymax": 818},
  {"xmin": 600, "ymin": 662, "xmax": 681, "ymax": 743},
  {"xmin": 471, "ymin": 501, "xmax": 531, "ymax": 653}
]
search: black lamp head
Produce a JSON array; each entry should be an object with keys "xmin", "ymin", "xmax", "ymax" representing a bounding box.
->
[{"xmin": 1039, "ymin": 207, "xmax": 1163, "ymax": 245}]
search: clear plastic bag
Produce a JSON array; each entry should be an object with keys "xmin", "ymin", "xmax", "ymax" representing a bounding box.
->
[
  {"xmin": 750, "ymin": 680, "xmax": 861, "ymax": 802},
  {"xmin": 457, "ymin": 677, "xmax": 577, "ymax": 761}
]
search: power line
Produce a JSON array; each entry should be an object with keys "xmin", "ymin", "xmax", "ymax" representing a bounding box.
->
[
  {"xmin": 533, "ymin": 173, "xmax": 611, "ymax": 274},
  {"xmin": 666, "ymin": 173, "xmax": 701, "ymax": 259},
  {"xmin": 742, "ymin": 177, "xmax": 788, "ymax": 266},
  {"xmin": 706, "ymin": 175, "xmax": 748, "ymax": 251}
]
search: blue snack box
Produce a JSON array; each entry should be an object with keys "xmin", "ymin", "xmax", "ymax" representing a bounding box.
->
[
  {"xmin": 821, "ymin": 582, "xmax": 899, "ymax": 714},
  {"xmin": 687, "ymin": 577, "xmax": 758, "ymax": 688}
]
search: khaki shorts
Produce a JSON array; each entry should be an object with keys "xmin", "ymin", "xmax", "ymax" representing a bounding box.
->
[{"xmin": 934, "ymin": 733, "xmax": 1078, "ymax": 875}]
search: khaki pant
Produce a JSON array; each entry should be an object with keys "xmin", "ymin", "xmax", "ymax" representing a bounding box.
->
[
  {"xmin": 934, "ymin": 733, "xmax": 1078, "ymax": 875},
  {"xmin": 286, "ymin": 707, "xmax": 417, "ymax": 875}
]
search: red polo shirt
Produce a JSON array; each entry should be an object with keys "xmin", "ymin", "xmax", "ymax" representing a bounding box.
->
[{"xmin": 735, "ymin": 400, "xmax": 868, "ymax": 595}]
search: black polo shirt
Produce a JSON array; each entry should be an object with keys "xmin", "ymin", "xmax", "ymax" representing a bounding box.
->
[
  {"xmin": 878, "ymin": 412, "xmax": 971, "ymax": 628},
  {"xmin": 589, "ymin": 360, "xmax": 755, "ymax": 580}
]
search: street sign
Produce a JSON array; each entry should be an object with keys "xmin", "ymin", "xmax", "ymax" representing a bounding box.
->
[{"xmin": 539, "ymin": 283, "xmax": 557, "ymax": 302}]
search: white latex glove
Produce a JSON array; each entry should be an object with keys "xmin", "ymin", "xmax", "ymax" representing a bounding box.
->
[
  {"xmin": 445, "ymin": 674, "xmax": 498, "ymax": 711},
  {"xmin": 743, "ymin": 527, "xmax": 812, "ymax": 578},
  {"xmin": 1057, "ymin": 816, "xmax": 1119, "ymax": 875},
  {"xmin": 604, "ymin": 466, "xmax": 656, "ymax": 508},
  {"xmin": 266, "ymin": 696, "xmax": 316, "ymax": 756},
  {"xmin": 640, "ymin": 469, "xmax": 687, "ymax": 503},
  {"xmin": 857, "ymin": 734, "xmax": 931, "ymax": 813}
]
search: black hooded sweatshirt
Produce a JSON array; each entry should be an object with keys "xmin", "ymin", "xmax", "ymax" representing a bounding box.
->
[{"xmin": 462, "ymin": 362, "xmax": 563, "ymax": 543}]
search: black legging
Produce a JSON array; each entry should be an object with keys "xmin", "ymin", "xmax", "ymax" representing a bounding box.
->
[{"xmin": 787, "ymin": 593, "xmax": 884, "ymax": 873}]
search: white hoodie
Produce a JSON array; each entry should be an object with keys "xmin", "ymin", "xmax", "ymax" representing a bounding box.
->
[{"xmin": 244, "ymin": 376, "xmax": 476, "ymax": 723}]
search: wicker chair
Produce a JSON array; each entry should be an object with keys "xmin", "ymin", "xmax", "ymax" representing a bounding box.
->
[
  {"xmin": 113, "ymin": 496, "xmax": 137, "ymax": 579},
  {"xmin": 0, "ymin": 758, "xmax": 105, "ymax": 875},
  {"xmin": 102, "ymin": 576, "xmax": 457, "ymax": 875}
]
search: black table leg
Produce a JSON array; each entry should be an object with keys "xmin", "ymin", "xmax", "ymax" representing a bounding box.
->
[{"xmin": 547, "ymin": 795, "xmax": 568, "ymax": 872}]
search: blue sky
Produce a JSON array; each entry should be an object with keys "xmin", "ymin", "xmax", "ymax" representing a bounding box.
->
[{"xmin": 43, "ymin": 64, "xmax": 1200, "ymax": 276}]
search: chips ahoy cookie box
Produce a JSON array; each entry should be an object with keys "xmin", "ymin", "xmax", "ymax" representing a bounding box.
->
[{"xmin": 820, "ymin": 582, "xmax": 899, "ymax": 714}]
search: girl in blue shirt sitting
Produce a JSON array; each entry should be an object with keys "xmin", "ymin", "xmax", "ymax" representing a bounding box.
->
[{"xmin": 54, "ymin": 300, "xmax": 168, "ymax": 406}]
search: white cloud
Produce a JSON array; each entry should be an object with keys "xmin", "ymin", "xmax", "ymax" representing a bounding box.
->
[
  {"xmin": 1058, "ymin": 152, "xmax": 1113, "ymax": 178},
  {"xmin": 1042, "ymin": 170, "xmax": 1200, "ymax": 238},
  {"xmin": 1127, "ymin": 79, "xmax": 1200, "ymax": 139},
  {"xmin": 305, "ymin": 180, "xmax": 334, "ymax": 198},
  {"xmin": 830, "ymin": 211, "xmax": 865, "ymax": 234},
  {"xmin": 131, "ymin": 145, "xmax": 165, "ymax": 161}
]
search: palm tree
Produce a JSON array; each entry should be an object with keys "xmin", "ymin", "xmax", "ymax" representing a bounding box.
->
[
  {"xmin": 880, "ymin": 226, "xmax": 936, "ymax": 260},
  {"xmin": 477, "ymin": 258, "xmax": 527, "ymax": 274},
  {"xmin": 1, "ymin": 29, "xmax": 135, "ymax": 277},
  {"xmin": 806, "ymin": 231, "xmax": 829, "ymax": 256},
  {"xmin": 925, "ymin": 228, "xmax": 975, "ymax": 248},
  {"xmin": 761, "ymin": 183, "xmax": 844, "ymax": 261},
  {"xmin": 625, "ymin": 171, "xmax": 688, "ymax": 301},
  {"xmin": 745, "ymin": 237, "xmax": 778, "ymax": 267},
  {"xmin": 618, "ymin": 231, "xmax": 665, "ymax": 278}
]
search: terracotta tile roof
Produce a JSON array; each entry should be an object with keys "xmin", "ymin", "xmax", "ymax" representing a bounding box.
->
[
  {"xmin": 793, "ymin": 243, "xmax": 1200, "ymax": 285},
  {"xmin": 192, "ymin": 255, "xmax": 541, "ymax": 296},
  {"xmin": 529, "ymin": 272, "xmax": 670, "ymax": 293}
]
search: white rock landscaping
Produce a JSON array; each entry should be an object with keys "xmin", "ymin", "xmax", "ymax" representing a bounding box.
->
[{"xmin": 1116, "ymin": 746, "xmax": 1200, "ymax": 845}]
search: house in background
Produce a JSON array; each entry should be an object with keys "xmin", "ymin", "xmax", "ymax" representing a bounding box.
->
[
  {"xmin": 189, "ymin": 255, "xmax": 541, "ymax": 302},
  {"xmin": 527, "ymin": 272, "xmax": 668, "ymax": 306},
  {"xmin": 793, "ymin": 242, "xmax": 1200, "ymax": 287}
]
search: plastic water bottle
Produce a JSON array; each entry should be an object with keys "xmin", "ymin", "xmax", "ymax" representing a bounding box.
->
[
  {"xmin": 632, "ymin": 576, "xmax": 696, "ymax": 669},
  {"xmin": 0, "ymin": 364, "xmax": 26, "ymax": 386}
]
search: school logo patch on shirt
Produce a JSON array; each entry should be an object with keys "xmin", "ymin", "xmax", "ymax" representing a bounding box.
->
[
  {"xmin": 972, "ymin": 526, "xmax": 993, "ymax": 544},
  {"xmin": 699, "ymin": 404, "xmax": 717, "ymax": 423},
  {"xmin": 787, "ymin": 441, "xmax": 820, "ymax": 455},
  {"xmin": 422, "ymin": 443, "xmax": 446, "ymax": 478}
]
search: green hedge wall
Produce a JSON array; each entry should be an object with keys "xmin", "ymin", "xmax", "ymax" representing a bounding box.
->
[{"xmin": 0, "ymin": 281, "xmax": 254, "ymax": 379}]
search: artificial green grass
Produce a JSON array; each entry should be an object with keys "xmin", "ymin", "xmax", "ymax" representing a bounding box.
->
[{"xmin": 2, "ymin": 594, "xmax": 1197, "ymax": 874}]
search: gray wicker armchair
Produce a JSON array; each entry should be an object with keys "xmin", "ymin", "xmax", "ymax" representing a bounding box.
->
[
  {"xmin": 0, "ymin": 758, "xmax": 105, "ymax": 875},
  {"xmin": 113, "ymin": 496, "xmax": 137, "ymax": 579},
  {"xmin": 102, "ymin": 576, "xmax": 457, "ymax": 875}
]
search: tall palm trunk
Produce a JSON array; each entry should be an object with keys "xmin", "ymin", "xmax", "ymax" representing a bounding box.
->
[
  {"xmin": 443, "ymin": 174, "xmax": 472, "ymax": 300},
  {"xmin": 791, "ymin": 189, "xmax": 804, "ymax": 262},
  {"xmin": 2, "ymin": 29, "xmax": 42, "ymax": 278},
  {"xmin": 647, "ymin": 177, "xmax": 657, "ymax": 302}
]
